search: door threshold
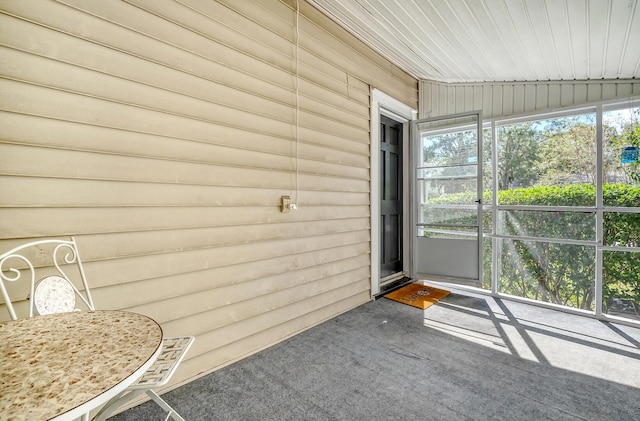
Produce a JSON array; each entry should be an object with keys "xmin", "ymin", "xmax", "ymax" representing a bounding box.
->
[
  {"xmin": 380, "ymin": 272, "xmax": 406, "ymax": 285},
  {"xmin": 375, "ymin": 276, "xmax": 414, "ymax": 299}
]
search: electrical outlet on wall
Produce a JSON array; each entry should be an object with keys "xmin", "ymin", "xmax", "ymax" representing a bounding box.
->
[{"xmin": 281, "ymin": 196, "xmax": 291, "ymax": 213}]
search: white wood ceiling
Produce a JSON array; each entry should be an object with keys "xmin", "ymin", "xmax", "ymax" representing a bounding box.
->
[{"xmin": 308, "ymin": 0, "xmax": 640, "ymax": 83}]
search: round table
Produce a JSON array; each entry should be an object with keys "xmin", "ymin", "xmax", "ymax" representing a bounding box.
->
[{"xmin": 0, "ymin": 310, "xmax": 163, "ymax": 420}]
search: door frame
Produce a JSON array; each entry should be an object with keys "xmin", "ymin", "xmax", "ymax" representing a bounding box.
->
[{"xmin": 370, "ymin": 89, "xmax": 417, "ymax": 297}]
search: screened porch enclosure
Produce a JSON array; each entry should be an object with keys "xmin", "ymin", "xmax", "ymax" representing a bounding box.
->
[{"xmin": 414, "ymin": 99, "xmax": 640, "ymax": 324}]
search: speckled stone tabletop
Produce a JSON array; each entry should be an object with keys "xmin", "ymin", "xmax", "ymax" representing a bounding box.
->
[{"xmin": 0, "ymin": 310, "xmax": 162, "ymax": 420}]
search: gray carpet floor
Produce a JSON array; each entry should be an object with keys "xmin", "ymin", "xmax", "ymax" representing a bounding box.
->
[{"xmin": 110, "ymin": 286, "xmax": 640, "ymax": 421}]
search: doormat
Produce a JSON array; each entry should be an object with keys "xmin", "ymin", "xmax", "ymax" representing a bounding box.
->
[{"xmin": 385, "ymin": 283, "xmax": 450, "ymax": 309}]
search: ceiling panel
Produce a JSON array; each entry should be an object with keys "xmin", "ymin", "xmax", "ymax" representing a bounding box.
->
[{"xmin": 308, "ymin": 0, "xmax": 640, "ymax": 83}]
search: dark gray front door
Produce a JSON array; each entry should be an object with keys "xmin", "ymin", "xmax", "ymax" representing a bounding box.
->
[{"xmin": 380, "ymin": 115, "xmax": 403, "ymax": 279}]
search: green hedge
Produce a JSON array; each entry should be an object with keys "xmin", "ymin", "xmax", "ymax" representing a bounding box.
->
[{"xmin": 425, "ymin": 183, "xmax": 640, "ymax": 311}]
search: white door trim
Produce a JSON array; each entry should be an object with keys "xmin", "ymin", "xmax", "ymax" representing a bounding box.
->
[{"xmin": 370, "ymin": 89, "xmax": 417, "ymax": 296}]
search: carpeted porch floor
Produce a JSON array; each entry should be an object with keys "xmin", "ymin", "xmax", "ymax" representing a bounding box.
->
[{"xmin": 110, "ymin": 286, "xmax": 640, "ymax": 421}]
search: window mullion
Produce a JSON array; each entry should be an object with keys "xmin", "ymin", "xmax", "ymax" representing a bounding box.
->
[{"xmin": 595, "ymin": 103, "xmax": 604, "ymax": 318}]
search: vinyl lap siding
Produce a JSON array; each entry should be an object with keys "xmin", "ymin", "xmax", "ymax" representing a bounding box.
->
[{"xmin": 0, "ymin": 0, "xmax": 417, "ymax": 396}]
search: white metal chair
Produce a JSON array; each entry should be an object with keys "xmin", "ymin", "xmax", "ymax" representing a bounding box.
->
[
  {"xmin": 0, "ymin": 237, "xmax": 194, "ymax": 420},
  {"xmin": 94, "ymin": 336, "xmax": 194, "ymax": 421},
  {"xmin": 0, "ymin": 237, "xmax": 94, "ymax": 320}
]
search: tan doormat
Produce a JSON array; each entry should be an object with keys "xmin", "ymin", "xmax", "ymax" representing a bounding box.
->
[{"xmin": 385, "ymin": 283, "xmax": 450, "ymax": 309}]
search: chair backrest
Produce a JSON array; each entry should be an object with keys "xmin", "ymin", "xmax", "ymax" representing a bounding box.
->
[
  {"xmin": 33, "ymin": 275, "xmax": 78, "ymax": 316},
  {"xmin": 0, "ymin": 237, "xmax": 94, "ymax": 320}
]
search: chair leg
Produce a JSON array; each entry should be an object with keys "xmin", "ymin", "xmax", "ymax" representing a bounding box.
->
[
  {"xmin": 93, "ymin": 388, "xmax": 185, "ymax": 421},
  {"xmin": 92, "ymin": 389, "xmax": 147, "ymax": 421},
  {"xmin": 146, "ymin": 389, "xmax": 185, "ymax": 421}
]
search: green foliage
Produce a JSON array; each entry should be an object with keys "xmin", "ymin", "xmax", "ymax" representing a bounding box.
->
[
  {"xmin": 605, "ymin": 121, "xmax": 640, "ymax": 184},
  {"xmin": 603, "ymin": 182, "xmax": 640, "ymax": 206},
  {"xmin": 618, "ymin": 126, "xmax": 640, "ymax": 182},
  {"xmin": 537, "ymin": 120, "xmax": 597, "ymax": 185},
  {"xmin": 426, "ymin": 183, "xmax": 640, "ymax": 311},
  {"xmin": 498, "ymin": 184, "xmax": 595, "ymax": 206},
  {"xmin": 497, "ymin": 123, "xmax": 540, "ymax": 189},
  {"xmin": 499, "ymin": 241, "xmax": 595, "ymax": 308},
  {"xmin": 603, "ymin": 184, "xmax": 640, "ymax": 249}
]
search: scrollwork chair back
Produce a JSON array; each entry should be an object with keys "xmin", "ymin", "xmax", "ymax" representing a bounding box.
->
[{"xmin": 0, "ymin": 237, "xmax": 94, "ymax": 320}]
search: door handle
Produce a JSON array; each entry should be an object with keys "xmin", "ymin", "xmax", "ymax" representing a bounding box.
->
[{"xmin": 475, "ymin": 199, "xmax": 482, "ymax": 204}]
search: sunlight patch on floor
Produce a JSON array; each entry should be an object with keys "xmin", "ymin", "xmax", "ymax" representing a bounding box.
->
[
  {"xmin": 423, "ymin": 316, "xmax": 542, "ymax": 363},
  {"xmin": 423, "ymin": 318, "xmax": 509, "ymax": 352},
  {"xmin": 421, "ymin": 293, "xmax": 640, "ymax": 389}
]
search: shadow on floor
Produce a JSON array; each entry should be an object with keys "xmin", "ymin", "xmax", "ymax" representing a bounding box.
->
[{"xmin": 111, "ymin": 289, "xmax": 640, "ymax": 421}]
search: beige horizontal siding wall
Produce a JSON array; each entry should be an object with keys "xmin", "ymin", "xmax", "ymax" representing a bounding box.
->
[
  {"xmin": 421, "ymin": 79, "xmax": 640, "ymax": 119},
  {"xmin": 0, "ymin": 0, "xmax": 417, "ymax": 397}
]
